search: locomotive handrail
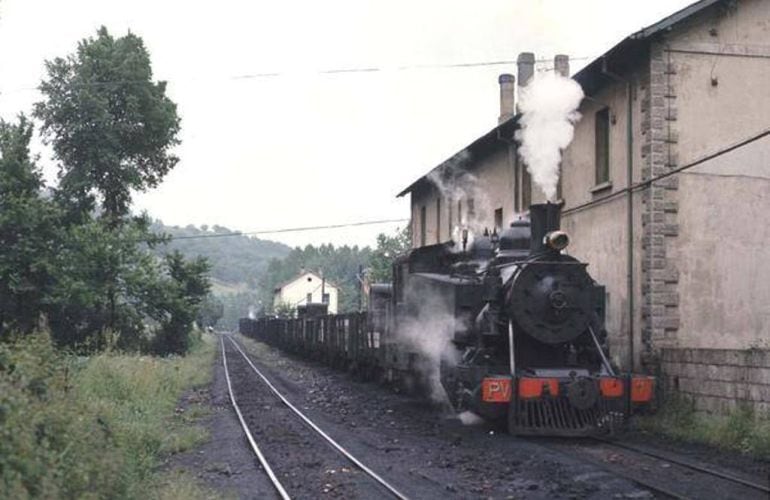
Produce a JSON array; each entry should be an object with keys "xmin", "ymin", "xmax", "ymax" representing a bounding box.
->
[{"xmin": 588, "ymin": 324, "xmax": 615, "ymax": 376}]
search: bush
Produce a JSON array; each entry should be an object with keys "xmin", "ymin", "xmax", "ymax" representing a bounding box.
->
[
  {"xmin": 0, "ymin": 331, "xmax": 215, "ymax": 498},
  {"xmin": 639, "ymin": 393, "xmax": 770, "ymax": 459}
]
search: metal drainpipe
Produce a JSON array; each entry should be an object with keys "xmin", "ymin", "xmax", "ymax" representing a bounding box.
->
[{"xmin": 602, "ymin": 57, "xmax": 635, "ymax": 372}]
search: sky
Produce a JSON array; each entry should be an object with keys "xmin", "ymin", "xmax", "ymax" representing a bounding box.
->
[{"xmin": 0, "ymin": 0, "xmax": 696, "ymax": 247}]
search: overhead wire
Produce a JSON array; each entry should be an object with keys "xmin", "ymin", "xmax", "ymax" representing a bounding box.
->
[
  {"xmin": 0, "ymin": 55, "xmax": 596, "ymax": 95},
  {"xmin": 153, "ymin": 218, "xmax": 409, "ymax": 243}
]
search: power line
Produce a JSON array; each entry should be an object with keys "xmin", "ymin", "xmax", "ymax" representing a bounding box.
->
[
  {"xmin": 156, "ymin": 218, "xmax": 408, "ymax": 243},
  {"xmin": 0, "ymin": 55, "xmax": 595, "ymax": 95},
  {"xmin": 562, "ymin": 126, "xmax": 770, "ymax": 216}
]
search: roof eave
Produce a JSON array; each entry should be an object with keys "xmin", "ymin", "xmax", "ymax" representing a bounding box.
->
[{"xmin": 396, "ymin": 115, "xmax": 519, "ymax": 198}]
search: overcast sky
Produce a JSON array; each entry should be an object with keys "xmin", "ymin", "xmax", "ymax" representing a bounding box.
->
[{"xmin": 0, "ymin": 0, "xmax": 695, "ymax": 247}]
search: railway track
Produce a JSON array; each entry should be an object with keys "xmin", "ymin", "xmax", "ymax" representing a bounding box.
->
[
  {"xmin": 220, "ymin": 334, "xmax": 409, "ymax": 500},
  {"xmin": 536, "ymin": 435, "xmax": 769, "ymax": 499},
  {"xmin": 593, "ymin": 436, "xmax": 770, "ymax": 497}
]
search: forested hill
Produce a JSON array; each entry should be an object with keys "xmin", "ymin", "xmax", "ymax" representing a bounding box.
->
[
  {"xmin": 151, "ymin": 221, "xmax": 291, "ymax": 290},
  {"xmin": 150, "ymin": 222, "xmax": 410, "ymax": 329}
]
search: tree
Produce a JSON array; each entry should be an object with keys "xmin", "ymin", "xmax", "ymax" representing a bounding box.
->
[
  {"xmin": 0, "ymin": 116, "xmax": 59, "ymax": 338},
  {"xmin": 197, "ymin": 294, "xmax": 224, "ymax": 329},
  {"xmin": 368, "ymin": 226, "xmax": 411, "ymax": 283},
  {"xmin": 26, "ymin": 26, "xmax": 211, "ymax": 355},
  {"xmin": 34, "ymin": 27, "xmax": 180, "ymax": 223},
  {"xmin": 152, "ymin": 251, "xmax": 211, "ymax": 355},
  {"xmin": 46, "ymin": 216, "xmax": 166, "ymax": 350}
]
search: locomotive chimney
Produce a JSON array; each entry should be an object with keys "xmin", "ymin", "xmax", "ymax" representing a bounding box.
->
[
  {"xmin": 498, "ymin": 73, "xmax": 515, "ymax": 124},
  {"xmin": 529, "ymin": 203, "xmax": 562, "ymax": 254},
  {"xmin": 554, "ymin": 54, "xmax": 570, "ymax": 77}
]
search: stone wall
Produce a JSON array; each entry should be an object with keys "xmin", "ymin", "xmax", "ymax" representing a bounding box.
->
[
  {"xmin": 640, "ymin": 41, "xmax": 681, "ymax": 363},
  {"xmin": 661, "ymin": 348, "xmax": 770, "ymax": 416}
]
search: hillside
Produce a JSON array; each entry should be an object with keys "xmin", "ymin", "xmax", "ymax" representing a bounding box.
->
[{"xmin": 151, "ymin": 221, "xmax": 291, "ymax": 289}]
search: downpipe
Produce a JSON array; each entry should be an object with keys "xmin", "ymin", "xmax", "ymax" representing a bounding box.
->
[{"xmin": 602, "ymin": 57, "xmax": 635, "ymax": 372}]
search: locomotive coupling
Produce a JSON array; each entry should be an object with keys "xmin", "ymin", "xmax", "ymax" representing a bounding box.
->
[{"xmin": 544, "ymin": 230, "xmax": 570, "ymax": 251}]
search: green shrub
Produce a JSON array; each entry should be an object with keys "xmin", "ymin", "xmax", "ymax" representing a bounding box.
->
[
  {"xmin": 639, "ymin": 393, "xmax": 770, "ymax": 459},
  {"xmin": 0, "ymin": 331, "xmax": 215, "ymax": 498}
]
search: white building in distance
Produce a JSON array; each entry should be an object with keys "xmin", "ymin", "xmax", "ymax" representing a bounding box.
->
[{"xmin": 273, "ymin": 271, "xmax": 339, "ymax": 314}]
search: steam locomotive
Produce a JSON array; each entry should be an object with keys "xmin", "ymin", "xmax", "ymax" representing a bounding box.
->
[{"xmin": 241, "ymin": 203, "xmax": 654, "ymax": 435}]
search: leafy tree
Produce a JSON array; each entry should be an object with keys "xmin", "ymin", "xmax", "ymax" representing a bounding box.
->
[
  {"xmin": 21, "ymin": 26, "xmax": 212, "ymax": 355},
  {"xmin": 34, "ymin": 27, "xmax": 180, "ymax": 223},
  {"xmin": 0, "ymin": 116, "xmax": 59, "ymax": 338},
  {"xmin": 368, "ymin": 226, "xmax": 411, "ymax": 283},
  {"xmin": 197, "ymin": 294, "xmax": 224, "ymax": 329},
  {"xmin": 151, "ymin": 251, "xmax": 210, "ymax": 355},
  {"xmin": 47, "ymin": 216, "xmax": 166, "ymax": 350},
  {"xmin": 273, "ymin": 302, "xmax": 296, "ymax": 318}
]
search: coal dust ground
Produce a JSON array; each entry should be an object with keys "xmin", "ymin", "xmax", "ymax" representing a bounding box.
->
[{"xmin": 171, "ymin": 334, "xmax": 768, "ymax": 499}]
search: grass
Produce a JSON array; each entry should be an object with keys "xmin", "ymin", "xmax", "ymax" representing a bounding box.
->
[
  {"xmin": 637, "ymin": 394, "xmax": 770, "ymax": 460},
  {"xmin": 0, "ymin": 330, "xmax": 218, "ymax": 498}
]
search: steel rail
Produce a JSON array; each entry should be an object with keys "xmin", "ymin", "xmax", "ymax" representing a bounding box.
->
[
  {"xmin": 529, "ymin": 438, "xmax": 687, "ymax": 500},
  {"xmin": 226, "ymin": 335, "xmax": 409, "ymax": 500},
  {"xmin": 593, "ymin": 437, "xmax": 770, "ymax": 494},
  {"xmin": 219, "ymin": 336, "xmax": 291, "ymax": 500}
]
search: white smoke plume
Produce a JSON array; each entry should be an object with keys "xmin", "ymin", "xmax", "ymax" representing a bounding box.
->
[
  {"xmin": 515, "ymin": 72, "xmax": 584, "ymax": 201},
  {"xmin": 426, "ymin": 152, "xmax": 494, "ymax": 249},
  {"xmin": 396, "ymin": 286, "xmax": 463, "ymax": 404}
]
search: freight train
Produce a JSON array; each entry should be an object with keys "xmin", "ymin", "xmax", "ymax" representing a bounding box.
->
[{"xmin": 240, "ymin": 203, "xmax": 654, "ymax": 435}]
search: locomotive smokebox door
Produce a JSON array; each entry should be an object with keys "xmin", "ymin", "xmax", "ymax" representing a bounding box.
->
[{"xmin": 507, "ymin": 261, "xmax": 594, "ymax": 344}]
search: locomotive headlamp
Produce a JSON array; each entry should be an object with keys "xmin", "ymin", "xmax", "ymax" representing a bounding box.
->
[{"xmin": 544, "ymin": 230, "xmax": 570, "ymax": 251}]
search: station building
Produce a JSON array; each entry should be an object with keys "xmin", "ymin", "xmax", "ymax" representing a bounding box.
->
[
  {"xmin": 273, "ymin": 271, "xmax": 339, "ymax": 315},
  {"xmin": 397, "ymin": 0, "xmax": 770, "ymax": 414}
]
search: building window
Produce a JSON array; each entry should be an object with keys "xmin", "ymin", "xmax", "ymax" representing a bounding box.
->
[
  {"xmin": 556, "ymin": 164, "xmax": 563, "ymax": 201},
  {"xmin": 457, "ymin": 200, "xmax": 462, "ymax": 225},
  {"xmin": 322, "ymin": 293, "xmax": 330, "ymax": 304},
  {"xmin": 494, "ymin": 208, "xmax": 503, "ymax": 232},
  {"xmin": 467, "ymin": 198, "xmax": 475, "ymax": 217},
  {"xmin": 595, "ymin": 107, "xmax": 610, "ymax": 185},
  {"xmin": 420, "ymin": 205, "xmax": 426, "ymax": 246},
  {"xmin": 306, "ymin": 292, "xmax": 312, "ymax": 303},
  {"xmin": 436, "ymin": 197, "xmax": 441, "ymax": 243},
  {"xmin": 448, "ymin": 198, "xmax": 453, "ymax": 235}
]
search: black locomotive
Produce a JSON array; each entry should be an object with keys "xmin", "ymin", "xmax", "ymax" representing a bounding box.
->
[{"xmin": 241, "ymin": 202, "xmax": 654, "ymax": 435}]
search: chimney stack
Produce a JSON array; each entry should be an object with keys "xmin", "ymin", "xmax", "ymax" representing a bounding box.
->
[
  {"xmin": 554, "ymin": 54, "xmax": 570, "ymax": 77},
  {"xmin": 516, "ymin": 52, "xmax": 535, "ymax": 113},
  {"xmin": 498, "ymin": 73, "xmax": 515, "ymax": 124},
  {"xmin": 517, "ymin": 52, "xmax": 535, "ymax": 86}
]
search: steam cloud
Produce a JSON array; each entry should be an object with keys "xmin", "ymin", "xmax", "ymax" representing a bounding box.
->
[
  {"xmin": 515, "ymin": 72, "xmax": 584, "ymax": 201},
  {"xmin": 426, "ymin": 151, "xmax": 494, "ymax": 249},
  {"xmin": 396, "ymin": 286, "xmax": 462, "ymax": 404}
]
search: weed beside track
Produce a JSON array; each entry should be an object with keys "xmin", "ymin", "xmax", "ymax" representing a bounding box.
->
[{"xmin": 0, "ymin": 331, "xmax": 217, "ymax": 499}]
